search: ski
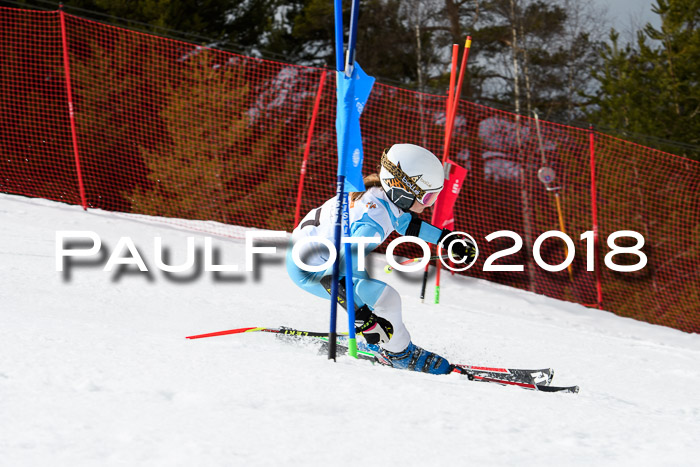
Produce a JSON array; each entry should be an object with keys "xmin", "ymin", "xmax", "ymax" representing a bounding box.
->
[
  {"xmin": 188, "ymin": 325, "xmax": 579, "ymax": 393},
  {"xmin": 325, "ymin": 335, "xmax": 554, "ymax": 385},
  {"xmin": 323, "ymin": 337, "xmax": 578, "ymax": 393},
  {"xmin": 468, "ymin": 375, "xmax": 579, "ymax": 394},
  {"xmin": 451, "ymin": 366, "xmax": 579, "ymax": 393},
  {"xmin": 451, "ymin": 364, "xmax": 554, "ymax": 386},
  {"xmin": 307, "ymin": 335, "xmax": 575, "ymax": 391},
  {"xmin": 186, "ymin": 326, "xmax": 346, "ymax": 340}
]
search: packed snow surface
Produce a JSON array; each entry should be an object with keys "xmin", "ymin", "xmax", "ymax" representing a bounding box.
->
[{"xmin": 1, "ymin": 194, "xmax": 699, "ymax": 466}]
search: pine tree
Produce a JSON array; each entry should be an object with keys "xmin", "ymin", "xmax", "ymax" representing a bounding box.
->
[
  {"xmin": 11, "ymin": 0, "xmax": 276, "ymax": 54},
  {"xmin": 128, "ymin": 51, "xmax": 253, "ymax": 223},
  {"xmin": 473, "ymin": 0, "xmax": 602, "ymax": 121},
  {"xmin": 127, "ymin": 49, "xmax": 301, "ymax": 230},
  {"xmin": 590, "ymin": 0, "xmax": 700, "ymax": 160}
]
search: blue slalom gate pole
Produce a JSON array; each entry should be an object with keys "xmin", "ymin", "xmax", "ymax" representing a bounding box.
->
[
  {"xmin": 345, "ymin": 0, "xmax": 360, "ymax": 73},
  {"xmin": 342, "ymin": 193, "xmax": 357, "ymax": 358},
  {"xmin": 329, "ymin": 0, "xmax": 361, "ymax": 360},
  {"xmin": 334, "ymin": 0, "xmax": 344, "ymax": 73}
]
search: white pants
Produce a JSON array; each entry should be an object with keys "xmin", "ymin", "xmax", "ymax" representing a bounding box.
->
[{"xmin": 372, "ymin": 285, "xmax": 411, "ymax": 353}]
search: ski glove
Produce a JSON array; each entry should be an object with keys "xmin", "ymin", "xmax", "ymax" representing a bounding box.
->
[
  {"xmin": 438, "ymin": 229, "xmax": 477, "ymax": 264},
  {"xmin": 355, "ymin": 305, "xmax": 393, "ymax": 345}
]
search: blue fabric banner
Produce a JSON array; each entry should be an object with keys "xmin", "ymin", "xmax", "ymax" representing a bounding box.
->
[{"xmin": 336, "ymin": 62, "xmax": 375, "ymax": 192}]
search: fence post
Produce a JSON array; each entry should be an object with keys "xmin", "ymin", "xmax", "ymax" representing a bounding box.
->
[
  {"xmin": 59, "ymin": 6, "xmax": 88, "ymax": 210},
  {"xmin": 589, "ymin": 125, "xmax": 603, "ymax": 309},
  {"xmin": 293, "ymin": 70, "xmax": 327, "ymax": 227}
]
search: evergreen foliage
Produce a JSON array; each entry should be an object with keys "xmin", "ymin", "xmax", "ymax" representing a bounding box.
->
[
  {"xmin": 5, "ymin": 0, "xmax": 698, "ymax": 156},
  {"xmin": 589, "ymin": 0, "xmax": 700, "ymax": 160},
  {"xmin": 129, "ymin": 51, "xmax": 251, "ymax": 223},
  {"xmin": 126, "ymin": 50, "xmax": 301, "ymax": 230}
]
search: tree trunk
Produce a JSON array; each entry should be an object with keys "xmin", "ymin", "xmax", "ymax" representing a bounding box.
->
[
  {"xmin": 510, "ymin": 0, "xmax": 536, "ymax": 293},
  {"xmin": 416, "ymin": 22, "xmax": 428, "ymax": 148}
]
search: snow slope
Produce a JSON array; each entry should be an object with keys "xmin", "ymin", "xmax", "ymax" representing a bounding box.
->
[{"xmin": 1, "ymin": 193, "xmax": 699, "ymax": 467}]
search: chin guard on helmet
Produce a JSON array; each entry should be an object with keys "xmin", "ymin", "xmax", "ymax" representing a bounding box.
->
[{"xmin": 379, "ymin": 145, "xmax": 444, "ymax": 211}]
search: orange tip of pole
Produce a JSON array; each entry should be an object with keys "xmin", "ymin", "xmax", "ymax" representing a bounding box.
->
[{"xmin": 465, "ymin": 37, "xmax": 472, "ymax": 48}]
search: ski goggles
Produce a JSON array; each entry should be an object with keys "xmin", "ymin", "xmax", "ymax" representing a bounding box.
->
[{"xmin": 420, "ymin": 190, "xmax": 441, "ymax": 207}]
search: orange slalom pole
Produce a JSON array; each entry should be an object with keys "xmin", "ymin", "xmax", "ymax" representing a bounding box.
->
[
  {"xmin": 554, "ymin": 193, "xmax": 574, "ymax": 282},
  {"xmin": 443, "ymin": 44, "xmax": 460, "ymax": 152},
  {"xmin": 434, "ymin": 36, "xmax": 472, "ymax": 304},
  {"xmin": 420, "ymin": 44, "xmax": 460, "ymax": 302},
  {"xmin": 443, "ymin": 36, "xmax": 472, "ymax": 162}
]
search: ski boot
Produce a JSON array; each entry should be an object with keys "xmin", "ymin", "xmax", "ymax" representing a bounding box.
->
[{"xmin": 378, "ymin": 341, "xmax": 451, "ymax": 375}]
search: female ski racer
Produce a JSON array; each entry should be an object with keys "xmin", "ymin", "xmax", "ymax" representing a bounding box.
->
[{"xmin": 286, "ymin": 144, "xmax": 475, "ymax": 375}]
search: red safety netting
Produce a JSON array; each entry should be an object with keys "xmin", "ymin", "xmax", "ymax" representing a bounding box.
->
[
  {"xmin": 2, "ymin": 7, "xmax": 699, "ymax": 332},
  {"xmin": 0, "ymin": 9, "xmax": 80, "ymax": 204}
]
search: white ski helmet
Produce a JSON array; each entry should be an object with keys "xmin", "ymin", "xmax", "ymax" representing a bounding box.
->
[{"xmin": 379, "ymin": 143, "xmax": 444, "ymax": 210}]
